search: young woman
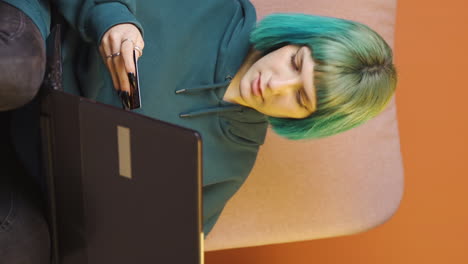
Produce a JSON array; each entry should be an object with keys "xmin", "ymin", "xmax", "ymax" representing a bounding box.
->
[
  {"xmin": 75, "ymin": 1, "xmax": 396, "ymax": 235},
  {"xmin": 2, "ymin": 0, "xmax": 396, "ymax": 244}
]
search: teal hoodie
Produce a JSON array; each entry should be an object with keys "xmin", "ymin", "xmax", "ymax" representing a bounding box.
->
[{"xmin": 6, "ymin": 0, "xmax": 268, "ymax": 236}]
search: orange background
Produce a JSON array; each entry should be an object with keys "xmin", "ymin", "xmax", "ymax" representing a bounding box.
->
[{"xmin": 206, "ymin": 0, "xmax": 468, "ymax": 263}]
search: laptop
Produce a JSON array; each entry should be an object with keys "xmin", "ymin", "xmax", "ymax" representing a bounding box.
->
[{"xmin": 40, "ymin": 90, "xmax": 204, "ymax": 264}]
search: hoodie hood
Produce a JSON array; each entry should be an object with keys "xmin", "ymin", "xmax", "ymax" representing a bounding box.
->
[
  {"xmin": 175, "ymin": 77, "xmax": 268, "ymax": 146},
  {"xmin": 174, "ymin": 0, "xmax": 255, "ymax": 119},
  {"xmin": 171, "ymin": 0, "xmax": 268, "ymax": 145}
]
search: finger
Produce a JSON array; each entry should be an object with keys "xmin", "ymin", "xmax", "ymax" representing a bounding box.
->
[
  {"xmin": 133, "ymin": 46, "xmax": 143, "ymax": 60},
  {"xmin": 137, "ymin": 33, "xmax": 145, "ymax": 50},
  {"xmin": 112, "ymin": 54, "xmax": 130, "ymax": 93},
  {"xmin": 101, "ymin": 38, "xmax": 120, "ymax": 91},
  {"xmin": 109, "ymin": 37, "xmax": 130, "ymax": 93},
  {"xmin": 134, "ymin": 37, "xmax": 145, "ymax": 61},
  {"xmin": 106, "ymin": 55, "xmax": 120, "ymax": 91},
  {"xmin": 107, "ymin": 34, "xmax": 131, "ymax": 93},
  {"xmin": 120, "ymin": 39, "xmax": 136, "ymax": 74}
]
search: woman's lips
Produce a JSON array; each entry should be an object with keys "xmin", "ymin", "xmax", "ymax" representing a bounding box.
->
[{"xmin": 251, "ymin": 74, "xmax": 263, "ymax": 99}]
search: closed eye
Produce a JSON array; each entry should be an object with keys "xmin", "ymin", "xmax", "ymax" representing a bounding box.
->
[
  {"xmin": 296, "ymin": 89, "xmax": 306, "ymax": 108},
  {"xmin": 291, "ymin": 52, "xmax": 300, "ymax": 71}
]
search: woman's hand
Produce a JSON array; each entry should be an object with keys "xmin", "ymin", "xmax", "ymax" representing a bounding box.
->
[{"xmin": 99, "ymin": 23, "xmax": 144, "ymax": 93}]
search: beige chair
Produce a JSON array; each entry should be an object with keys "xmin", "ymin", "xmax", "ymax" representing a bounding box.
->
[{"xmin": 205, "ymin": 0, "xmax": 404, "ymax": 251}]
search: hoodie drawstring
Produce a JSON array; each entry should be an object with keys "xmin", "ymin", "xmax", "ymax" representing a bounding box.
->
[
  {"xmin": 177, "ymin": 78, "xmax": 243, "ymax": 118},
  {"xmin": 175, "ymin": 80, "xmax": 231, "ymax": 94},
  {"xmin": 179, "ymin": 105, "xmax": 243, "ymax": 118}
]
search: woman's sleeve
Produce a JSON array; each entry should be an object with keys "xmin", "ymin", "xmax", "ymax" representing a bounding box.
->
[{"xmin": 54, "ymin": 0, "xmax": 143, "ymax": 44}]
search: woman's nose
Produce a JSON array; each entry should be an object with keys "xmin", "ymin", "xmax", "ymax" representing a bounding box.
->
[{"xmin": 267, "ymin": 76, "xmax": 301, "ymax": 94}]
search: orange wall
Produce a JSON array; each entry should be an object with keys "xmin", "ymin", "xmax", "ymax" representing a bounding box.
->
[{"xmin": 206, "ymin": 0, "xmax": 468, "ymax": 263}]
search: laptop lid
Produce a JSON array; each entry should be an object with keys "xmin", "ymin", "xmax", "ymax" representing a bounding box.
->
[{"xmin": 40, "ymin": 90, "xmax": 203, "ymax": 264}]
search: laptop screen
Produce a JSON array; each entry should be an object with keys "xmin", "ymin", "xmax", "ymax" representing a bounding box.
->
[{"xmin": 41, "ymin": 91, "xmax": 203, "ymax": 264}]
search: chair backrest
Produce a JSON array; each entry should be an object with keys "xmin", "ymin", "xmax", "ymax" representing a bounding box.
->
[{"xmin": 205, "ymin": 0, "xmax": 403, "ymax": 251}]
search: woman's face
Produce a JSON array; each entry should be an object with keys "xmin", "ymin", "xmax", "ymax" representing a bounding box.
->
[{"xmin": 239, "ymin": 45, "xmax": 316, "ymax": 118}]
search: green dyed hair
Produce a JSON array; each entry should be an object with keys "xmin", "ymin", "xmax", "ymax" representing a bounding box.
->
[{"xmin": 250, "ymin": 14, "xmax": 397, "ymax": 140}]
